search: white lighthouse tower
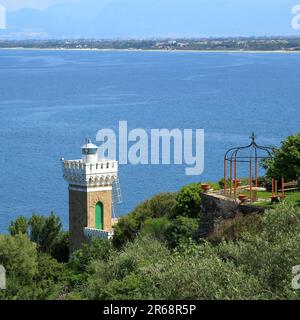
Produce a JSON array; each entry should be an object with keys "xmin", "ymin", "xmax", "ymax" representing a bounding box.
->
[{"xmin": 62, "ymin": 139, "xmax": 121, "ymax": 251}]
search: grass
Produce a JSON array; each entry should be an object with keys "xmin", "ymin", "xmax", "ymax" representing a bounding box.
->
[{"xmin": 239, "ymin": 190, "xmax": 300, "ymax": 208}]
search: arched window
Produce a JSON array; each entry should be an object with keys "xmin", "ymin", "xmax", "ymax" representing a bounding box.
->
[{"xmin": 95, "ymin": 202, "xmax": 103, "ymax": 230}]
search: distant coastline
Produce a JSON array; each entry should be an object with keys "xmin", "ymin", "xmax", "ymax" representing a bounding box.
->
[
  {"xmin": 1, "ymin": 47, "xmax": 300, "ymax": 54},
  {"xmin": 1, "ymin": 37, "xmax": 300, "ymax": 53}
]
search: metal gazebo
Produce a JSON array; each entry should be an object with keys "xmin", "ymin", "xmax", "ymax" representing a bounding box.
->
[{"xmin": 223, "ymin": 133, "xmax": 276, "ymax": 203}]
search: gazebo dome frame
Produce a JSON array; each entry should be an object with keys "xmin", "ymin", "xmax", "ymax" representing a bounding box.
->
[{"xmin": 223, "ymin": 133, "xmax": 274, "ymax": 202}]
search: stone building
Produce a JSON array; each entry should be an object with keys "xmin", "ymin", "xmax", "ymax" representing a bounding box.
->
[{"xmin": 62, "ymin": 140, "xmax": 120, "ymax": 251}]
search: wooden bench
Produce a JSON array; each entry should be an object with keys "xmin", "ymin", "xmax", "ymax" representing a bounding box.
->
[{"xmin": 280, "ymin": 181, "xmax": 299, "ymax": 192}]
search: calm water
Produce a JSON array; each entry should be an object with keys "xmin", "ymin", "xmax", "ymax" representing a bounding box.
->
[{"xmin": 0, "ymin": 50, "xmax": 299, "ymax": 233}]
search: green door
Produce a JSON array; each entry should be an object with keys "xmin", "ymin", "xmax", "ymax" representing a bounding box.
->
[{"xmin": 95, "ymin": 202, "xmax": 103, "ymax": 230}]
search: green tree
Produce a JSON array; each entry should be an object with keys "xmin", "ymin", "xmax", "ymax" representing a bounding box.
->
[
  {"xmin": 51, "ymin": 231, "xmax": 69, "ymax": 263},
  {"xmin": 263, "ymin": 133, "xmax": 300, "ymax": 182},
  {"xmin": 28, "ymin": 214, "xmax": 46, "ymax": 244},
  {"xmin": 0, "ymin": 234, "xmax": 38, "ymax": 286},
  {"xmin": 172, "ymin": 183, "xmax": 202, "ymax": 219},
  {"xmin": 9, "ymin": 216, "xmax": 28, "ymax": 236},
  {"xmin": 112, "ymin": 215, "xmax": 139, "ymax": 249},
  {"xmin": 9, "ymin": 213, "xmax": 68, "ymax": 259},
  {"xmin": 29, "ymin": 212, "xmax": 62, "ymax": 253},
  {"xmin": 18, "ymin": 253, "xmax": 68, "ymax": 300}
]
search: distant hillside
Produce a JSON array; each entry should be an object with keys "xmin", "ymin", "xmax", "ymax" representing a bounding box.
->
[{"xmin": 0, "ymin": 0, "xmax": 298, "ymax": 39}]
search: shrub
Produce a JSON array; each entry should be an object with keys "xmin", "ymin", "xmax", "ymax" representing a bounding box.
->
[
  {"xmin": 149, "ymin": 243, "xmax": 265, "ymax": 300},
  {"xmin": 66, "ymin": 238, "xmax": 113, "ymax": 288},
  {"xmin": 112, "ymin": 192, "xmax": 176, "ymax": 248},
  {"xmin": 81, "ymin": 236, "xmax": 170, "ymax": 300},
  {"xmin": 69, "ymin": 238, "xmax": 113, "ymax": 273},
  {"xmin": 172, "ymin": 183, "xmax": 202, "ymax": 219},
  {"xmin": 165, "ymin": 216, "xmax": 198, "ymax": 249},
  {"xmin": 32, "ymin": 253, "xmax": 67, "ymax": 299},
  {"xmin": 140, "ymin": 217, "xmax": 171, "ymax": 242},
  {"xmin": 208, "ymin": 213, "xmax": 263, "ymax": 244},
  {"xmin": 112, "ymin": 215, "xmax": 139, "ymax": 249},
  {"xmin": 145, "ymin": 192, "xmax": 177, "ymax": 219},
  {"xmin": 216, "ymin": 203, "xmax": 300, "ymax": 299}
]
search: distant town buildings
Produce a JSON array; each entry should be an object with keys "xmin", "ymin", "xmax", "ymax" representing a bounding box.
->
[{"xmin": 1, "ymin": 37, "xmax": 300, "ymax": 51}]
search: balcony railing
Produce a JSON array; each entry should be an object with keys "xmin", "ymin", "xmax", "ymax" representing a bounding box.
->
[
  {"xmin": 84, "ymin": 227, "xmax": 114, "ymax": 240},
  {"xmin": 62, "ymin": 159, "xmax": 118, "ymax": 175}
]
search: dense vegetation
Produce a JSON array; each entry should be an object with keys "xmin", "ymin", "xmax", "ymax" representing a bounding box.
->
[
  {"xmin": 0, "ymin": 133, "xmax": 299, "ymax": 300},
  {"xmin": 0, "ymin": 195, "xmax": 299, "ymax": 300}
]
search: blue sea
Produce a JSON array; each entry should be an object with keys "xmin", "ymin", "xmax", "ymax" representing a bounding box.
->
[{"xmin": 0, "ymin": 49, "xmax": 299, "ymax": 233}]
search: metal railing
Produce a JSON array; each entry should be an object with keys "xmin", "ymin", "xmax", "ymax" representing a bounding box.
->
[{"xmin": 84, "ymin": 227, "xmax": 114, "ymax": 240}]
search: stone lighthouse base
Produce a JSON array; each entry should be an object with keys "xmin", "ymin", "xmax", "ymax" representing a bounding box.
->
[{"xmin": 69, "ymin": 187, "xmax": 114, "ymax": 252}]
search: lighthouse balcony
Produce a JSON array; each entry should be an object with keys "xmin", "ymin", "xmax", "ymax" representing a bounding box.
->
[
  {"xmin": 62, "ymin": 159, "xmax": 118, "ymax": 175},
  {"xmin": 84, "ymin": 227, "xmax": 114, "ymax": 240},
  {"xmin": 62, "ymin": 159, "xmax": 118, "ymax": 187}
]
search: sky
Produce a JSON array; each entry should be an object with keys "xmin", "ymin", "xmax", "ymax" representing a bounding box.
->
[
  {"xmin": 0, "ymin": 0, "xmax": 299, "ymax": 39},
  {"xmin": 0, "ymin": 0, "xmax": 81, "ymax": 11}
]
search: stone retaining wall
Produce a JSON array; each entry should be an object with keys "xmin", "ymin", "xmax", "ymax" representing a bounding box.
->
[{"xmin": 200, "ymin": 192, "xmax": 265, "ymax": 235}]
